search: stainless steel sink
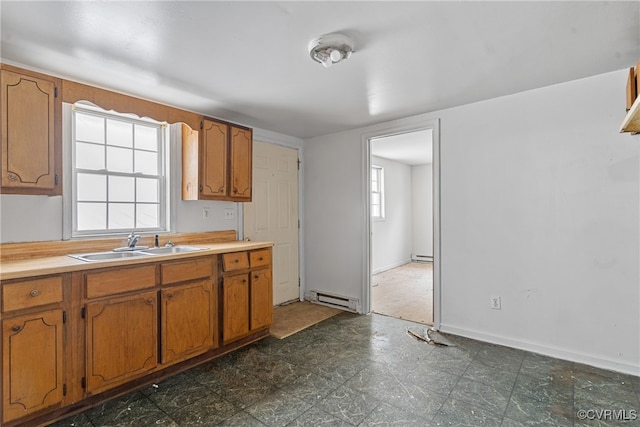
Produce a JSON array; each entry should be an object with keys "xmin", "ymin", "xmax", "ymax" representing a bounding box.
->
[
  {"xmin": 69, "ymin": 251, "xmax": 151, "ymax": 262},
  {"xmin": 138, "ymin": 245, "xmax": 205, "ymax": 255},
  {"xmin": 69, "ymin": 245, "xmax": 205, "ymax": 262}
]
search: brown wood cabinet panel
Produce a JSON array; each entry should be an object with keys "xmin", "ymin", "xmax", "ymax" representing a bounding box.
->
[
  {"xmin": 201, "ymin": 119, "xmax": 228, "ymax": 198},
  {"xmin": 2, "ymin": 275, "xmax": 63, "ymax": 312},
  {"xmin": 182, "ymin": 119, "xmax": 252, "ymax": 202},
  {"xmin": 2, "ymin": 309, "xmax": 64, "ymax": 423},
  {"xmin": 85, "ymin": 265, "xmax": 157, "ymax": 299},
  {"xmin": 249, "ymin": 249, "xmax": 271, "ymax": 269},
  {"xmin": 1, "ymin": 67, "xmax": 60, "ymax": 195},
  {"xmin": 181, "ymin": 123, "xmax": 200, "ymax": 200},
  {"xmin": 222, "ymin": 274, "xmax": 249, "ymax": 344},
  {"xmin": 229, "ymin": 126, "xmax": 252, "ymax": 201},
  {"xmin": 161, "ymin": 280, "xmax": 215, "ymax": 364},
  {"xmin": 222, "ymin": 251, "xmax": 249, "ymax": 272},
  {"xmin": 250, "ymin": 268, "xmax": 273, "ymax": 331},
  {"xmin": 85, "ymin": 291, "xmax": 158, "ymax": 394},
  {"xmin": 161, "ymin": 258, "xmax": 214, "ymax": 285}
]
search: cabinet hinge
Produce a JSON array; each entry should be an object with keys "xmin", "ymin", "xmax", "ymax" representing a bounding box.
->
[
  {"xmin": 81, "ymin": 306, "xmax": 86, "ymax": 319},
  {"xmin": 200, "ymin": 121, "xmax": 203, "ymax": 130},
  {"xmin": 55, "ymin": 174, "xmax": 59, "ymax": 185},
  {"xmin": 298, "ymin": 219, "xmax": 300, "ymax": 229},
  {"xmin": 54, "ymin": 87, "xmax": 58, "ymax": 98},
  {"xmin": 298, "ymin": 278, "xmax": 301, "ymax": 287},
  {"xmin": 297, "ymin": 158, "xmax": 301, "ymax": 170},
  {"xmin": 81, "ymin": 377, "xmax": 86, "ymax": 389},
  {"xmin": 62, "ymin": 311, "xmax": 67, "ymax": 324},
  {"xmin": 63, "ymin": 384, "xmax": 67, "ymax": 396}
]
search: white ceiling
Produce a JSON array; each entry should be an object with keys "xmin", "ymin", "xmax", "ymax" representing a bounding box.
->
[{"xmin": 1, "ymin": 1, "xmax": 639, "ymax": 140}]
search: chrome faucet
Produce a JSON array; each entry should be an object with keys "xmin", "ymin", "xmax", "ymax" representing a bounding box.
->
[{"xmin": 127, "ymin": 231, "xmax": 140, "ymax": 248}]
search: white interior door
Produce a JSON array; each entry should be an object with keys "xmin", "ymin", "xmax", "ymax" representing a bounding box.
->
[{"xmin": 244, "ymin": 141, "xmax": 299, "ymax": 305}]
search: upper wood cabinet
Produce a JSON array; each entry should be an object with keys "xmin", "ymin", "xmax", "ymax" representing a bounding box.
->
[
  {"xmin": 229, "ymin": 126, "xmax": 252, "ymax": 200},
  {"xmin": 0, "ymin": 65, "xmax": 61, "ymax": 195},
  {"xmin": 182, "ymin": 119, "xmax": 252, "ymax": 201}
]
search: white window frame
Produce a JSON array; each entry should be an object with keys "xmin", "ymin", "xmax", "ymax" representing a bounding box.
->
[
  {"xmin": 371, "ymin": 165, "xmax": 385, "ymax": 220},
  {"xmin": 68, "ymin": 103, "xmax": 169, "ymax": 238}
]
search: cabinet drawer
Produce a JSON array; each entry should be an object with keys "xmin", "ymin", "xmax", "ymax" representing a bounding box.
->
[
  {"xmin": 2, "ymin": 276, "xmax": 63, "ymax": 312},
  {"xmin": 161, "ymin": 258, "xmax": 214, "ymax": 285},
  {"xmin": 250, "ymin": 249, "xmax": 271, "ymax": 268},
  {"xmin": 85, "ymin": 265, "xmax": 157, "ymax": 299},
  {"xmin": 222, "ymin": 252, "xmax": 249, "ymax": 272}
]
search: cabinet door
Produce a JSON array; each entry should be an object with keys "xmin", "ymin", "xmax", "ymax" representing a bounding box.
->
[
  {"xmin": 250, "ymin": 268, "xmax": 273, "ymax": 331},
  {"xmin": 1, "ymin": 69, "xmax": 58, "ymax": 193},
  {"xmin": 222, "ymin": 274, "xmax": 249, "ymax": 343},
  {"xmin": 161, "ymin": 280, "xmax": 215, "ymax": 365},
  {"xmin": 2, "ymin": 310, "xmax": 64, "ymax": 423},
  {"xmin": 201, "ymin": 119, "xmax": 228, "ymax": 198},
  {"xmin": 85, "ymin": 291, "xmax": 157, "ymax": 394},
  {"xmin": 229, "ymin": 126, "xmax": 252, "ymax": 200}
]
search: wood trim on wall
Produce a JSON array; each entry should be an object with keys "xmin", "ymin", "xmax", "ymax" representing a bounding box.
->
[{"xmin": 61, "ymin": 80, "xmax": 201, "ymax": 131}]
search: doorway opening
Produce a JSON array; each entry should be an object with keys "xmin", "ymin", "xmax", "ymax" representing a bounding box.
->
[{"xmin": 364, "ymin": 119, "xmax": 440, "ymax": 328}]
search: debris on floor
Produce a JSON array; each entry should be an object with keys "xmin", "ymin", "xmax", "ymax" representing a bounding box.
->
[{"xmin": 406, "ymin": 327, "xmax": 455, "ymax": 346}]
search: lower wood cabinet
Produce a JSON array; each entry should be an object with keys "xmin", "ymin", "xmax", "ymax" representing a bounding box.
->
[
  {"xmin": 0, "ymin": 247, "xmax": 271, "ymax": 426},
  {"xmin": 251, "ymin": 268, "xmax": 273, "ymax": 331},
  {"xmin": 161, "ymin": 280, "xmax": 215, "ymax": 364},
  {"xmin": 222, "ymin": 248, "xmax": 273, "ymax": 344},
  {"xmin": 2, "ymin": 309, "xmax": 64, "ymax": 423},
  {"xmin": 85, "ymin": 291, "xmax": 158, "ymax": 394},
  {"xmin": 222, "ymin": 273, "xmax": 250, "ymax": 343}
]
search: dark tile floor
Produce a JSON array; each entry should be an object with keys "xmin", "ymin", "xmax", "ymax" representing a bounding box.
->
[{"xmin": 50, "ymin": 312, "xmax": 640, "ymax": 426}]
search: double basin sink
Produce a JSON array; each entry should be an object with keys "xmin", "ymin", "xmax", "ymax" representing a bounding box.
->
[{"xmin": 69, "ymin": 245, "xmax": 205, "ymax": 262}]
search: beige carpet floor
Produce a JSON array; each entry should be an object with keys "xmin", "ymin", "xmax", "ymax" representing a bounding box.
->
[
  {"xmin": 270, "ymin": 301, "xmax": 342, "ymax": 339},
  {"xmin": 372, "ymin": 261, "xmax": 433, "ymax": 325}
]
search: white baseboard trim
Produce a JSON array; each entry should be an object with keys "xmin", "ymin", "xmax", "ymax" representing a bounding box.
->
[
  {"xmin": 372, "ymin": 258, "xmax": 412, "ymax": 275},
  {"xmin": 439, "ymin": 323, "xmax": 640, "ymax": 376}
]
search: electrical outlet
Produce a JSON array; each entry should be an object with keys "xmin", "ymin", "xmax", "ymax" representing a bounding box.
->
[
  {"xmin": 491, "ymin": 296, "xmax": 501, "ymax": 310},
  {"xmin": 202, "ymin": 207, "xmax": 210, "ymax": 220},
  {"xmin": 224, "ymin": 208, "xmax": 235, "ymax": 219}
]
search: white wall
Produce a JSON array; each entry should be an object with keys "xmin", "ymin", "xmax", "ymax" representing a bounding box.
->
[
  {"xmin": 371, "ymin": 156, "xmax": 412, "ymax": 273},
  {"xmin": 304, "ymin": 69, "xmax": 639, "ymax": 375},
  {"xmin": 412, "ymin": 163, "xmax": 433, "ymax": 258}
]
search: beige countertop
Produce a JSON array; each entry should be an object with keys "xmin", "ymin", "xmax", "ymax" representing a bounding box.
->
[{"xmin": 0, "ymin": 241, "xmax": 273, "ymax": 281}]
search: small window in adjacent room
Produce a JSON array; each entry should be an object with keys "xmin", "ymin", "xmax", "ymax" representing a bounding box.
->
[
  {"xmin": 71, "ymin": 104, "xmax": 168, "ymax": 236},
  {"xmin": 371, "ymin": 165, "xmax": 385, "ymax": 219}
]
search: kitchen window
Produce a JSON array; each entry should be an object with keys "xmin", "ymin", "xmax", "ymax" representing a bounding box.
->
[
  {"xmin": 71, "ymin": 104, "xmax": 168, "ymax": 236},
  {"xmin": 371, "ymin": 165, "xmax": 385, "ymax": 219}
]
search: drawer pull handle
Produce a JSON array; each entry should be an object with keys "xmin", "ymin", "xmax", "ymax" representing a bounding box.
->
[
  {"xmin": 11, "ymin": 325, "xmax": 20, "ymax": 332},
  {"xmin": 258, "ymin": 257, "xmax": 263, "ymax": 261},
  {"xmin": 8, "ymin": 174, "xmax": 17, "ymax": 181},
  {"xmin": 146, "ymin": 298, "xmax": 154, "ymax": 304},
  {"xmin": 234, "ymin": 259, "xmax": 239, "ymax": 263},
  {"xmin": 254, "ymin": 275, "xmax": 259, "ymax": 280},
  {"xmin": 242, "ymin": 279, "xmax": 247, "ymax": 284},
  {"xmin": 30, "ymin": 289, "xmax": 40, "ymax": 297},
  {"xmin": 167, "ymin": 294, "xmax": 173, "ymax": 299}
]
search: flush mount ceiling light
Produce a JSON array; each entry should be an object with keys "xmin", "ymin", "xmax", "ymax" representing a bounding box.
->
[{"xmin": 308, "ymin": 33, "xmax": 355, "ymax": 68}]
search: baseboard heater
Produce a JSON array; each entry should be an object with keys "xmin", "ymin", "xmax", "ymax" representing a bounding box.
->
[
  {"xmin": 411, "ymin": 254, "xmax": 433, "ymax": 262},
  {"xmin": 306, "ymin": 290, "xmax": 360, "ymax": 313}
]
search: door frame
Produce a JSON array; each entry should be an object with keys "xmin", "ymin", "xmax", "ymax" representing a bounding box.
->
[
  {"xmin": 361, "ymin": 118, "xmax": 441, "ymax": 329},
  {"xmin": 239, "ymin": 131, "xmax": 305, "ymax": 302}
]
